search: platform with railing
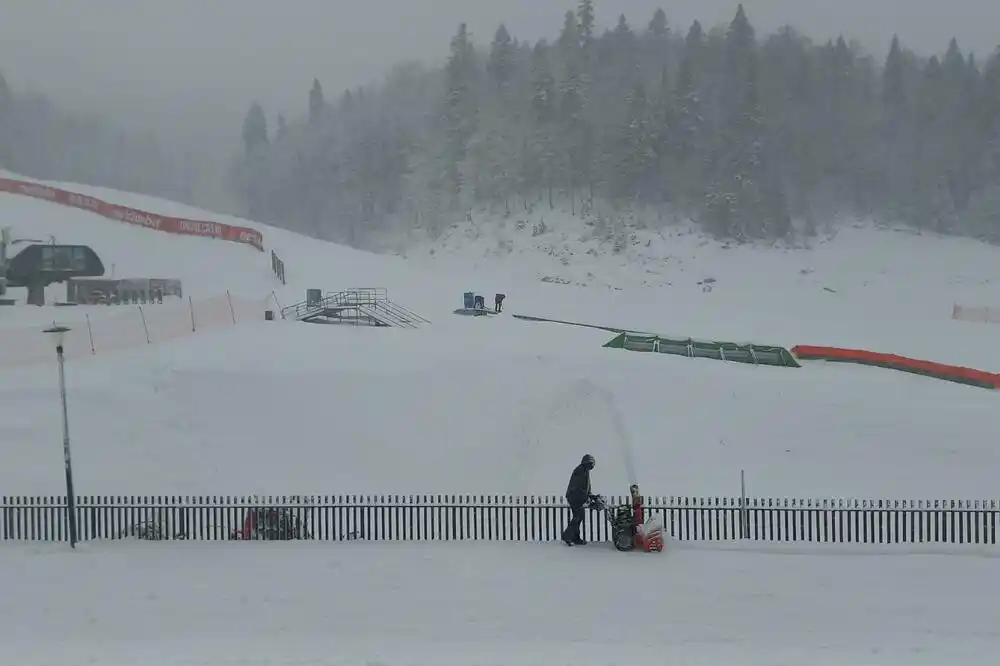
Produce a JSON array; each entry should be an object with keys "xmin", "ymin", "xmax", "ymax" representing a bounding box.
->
[{"xmin": 280, "ymin": 288, "xmax": 429, "ymax": 328}]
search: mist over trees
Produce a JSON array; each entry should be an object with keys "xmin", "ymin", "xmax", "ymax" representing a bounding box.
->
[
  {"xmin": 232, "ymin": 2, "xmax": 1000, "ymax": 249},
  {"xmin": 0, "ymin": 70, "xmax": 195, "ymax": 203}
]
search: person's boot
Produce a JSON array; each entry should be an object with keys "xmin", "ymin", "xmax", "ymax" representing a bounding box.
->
[{"xmin": 573, "ymin": 537, "xmax": 587, "ymax": 545}]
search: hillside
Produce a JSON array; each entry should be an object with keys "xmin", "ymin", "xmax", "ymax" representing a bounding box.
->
[
  {"xmin": 0, "ymin": 170, "xmax": 997, "ymax": 499},
  {"xmin": 397, "ymin": 200, "xmax": 1000, "ymax": 369},
  {"xmin": 1, "ymin": 171, "xmax": 998, "ymax": 666}
]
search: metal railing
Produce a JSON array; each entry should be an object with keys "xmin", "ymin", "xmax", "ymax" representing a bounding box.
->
[
  {"xmin": 3, "ymin": 494, "xmax": 997, "ymax": 545},
  {"xmin": 279, "ymin": 288, "xmax": 428, "ymax": 327}
]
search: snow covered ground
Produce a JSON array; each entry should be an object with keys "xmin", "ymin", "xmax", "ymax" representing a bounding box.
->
[
  {"xmin": 3, "ymin": 540, "xmax": 999, "ymax": 666},
  {"xmin": 4, "ymin": 320, "xmax": 1000, "ymax": 498},
  {"xmin": 1, "ymin": 171, "xmax": 999, "ymax": 664},
  {"xmin": 403, "ymin": 203, "xmax": 1000, "ymax": 369}
]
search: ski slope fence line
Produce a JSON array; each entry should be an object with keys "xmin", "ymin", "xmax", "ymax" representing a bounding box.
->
[
  {"xmin": 952, "ymin": 303, "xmax": 1000, "ymax": 324},
  {"xmin": 0, "ymin": 292, "xmax": 272, "ymax": 368},
  {"xmin": 790, "ymin": 345, "xmax": 1000, "ymax": 390},
  {"xmin": 0, "ymin": 176, "xmax": 263, "ymax": 251},
  {"xmin": 2, "ymin": 494, "xmax": 998, "ymax": 546}
]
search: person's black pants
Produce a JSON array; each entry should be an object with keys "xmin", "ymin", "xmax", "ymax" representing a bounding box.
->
[{"xmin": 562, "ymin": 503, "xmax": 585, "ymax": 543}]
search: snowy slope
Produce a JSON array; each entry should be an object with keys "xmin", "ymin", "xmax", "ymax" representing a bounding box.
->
[
  {"xmin": 3, "ymin": 319, "xmax": 999, "ymax": 499},
  {"xmin": 6, "ymin": 169, "xmax": 1000, "ymax": 363},
  {"xmin": 1, "ymin": 172, "xmax": 999, "ymax": 665},
  {"xmin": 1, "ymin": 170, "xmax": 998, "ymax": 497},
  {"xmin": 405, "ymin": 204, "xmax": 1000, "ymax": 369},
  {"xmin": 0, "ymin": 168, "xmax": 414, "ymax": 310}
]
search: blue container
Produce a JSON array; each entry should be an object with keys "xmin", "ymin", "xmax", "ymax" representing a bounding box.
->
[{"xmin": 463, "ymin": 291, "xmax": 474, "ymax": 309}]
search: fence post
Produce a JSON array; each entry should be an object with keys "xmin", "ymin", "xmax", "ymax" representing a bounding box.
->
[
  {"xmin": 740, "ymin": 469, "xmax": 748, "ymax": 540},
  {"xmin": 226, "ymin": 291, "xmax": 236, "ymax": 324},
  {"xmin": 85, "ymin": 314, "xmax": 95, "ymax": 355},
  {"xmin": 188, "ymin": 295, "xmax": 196, "ymax": 332},
  {"xmin": 138, "ymin": 306, "xmax": 150, "ymax": 344},
  {"xmin": 271, "ymin": 290, "xmax": 283, "ymax": 317}
]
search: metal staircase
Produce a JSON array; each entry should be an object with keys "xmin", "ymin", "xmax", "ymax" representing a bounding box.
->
[{"xmin": 280, "ymin": 288, "xmax": 430, "ymax": 328}]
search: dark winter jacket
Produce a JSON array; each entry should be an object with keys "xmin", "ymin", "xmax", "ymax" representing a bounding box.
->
[{"xmin": 565, "ymin": 463, "xmax": 592, "ymax": 507}]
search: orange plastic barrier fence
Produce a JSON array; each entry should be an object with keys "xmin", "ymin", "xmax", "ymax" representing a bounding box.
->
[
  {"xmin": 0, "ymin": 293, "xmax": 267, "ymax": 368},
  {"xmin": 790, "ymin": 344, "xmax": 1000, "ymax": 389}
]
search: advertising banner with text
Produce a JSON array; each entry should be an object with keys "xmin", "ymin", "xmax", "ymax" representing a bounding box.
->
[{"xmin": 0, "ymin": 177, "xmax": 263, "ymax": 251}]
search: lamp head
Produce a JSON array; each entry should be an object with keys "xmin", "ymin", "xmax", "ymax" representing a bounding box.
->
[{"xmin": 43, "ymin": 324, "xmax": 71, "ymax": 347}]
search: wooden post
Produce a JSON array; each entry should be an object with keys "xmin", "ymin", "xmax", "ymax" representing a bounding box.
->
[{"xmin": 740, "ymin": 469, "xmax": 749, "ymax": 540}]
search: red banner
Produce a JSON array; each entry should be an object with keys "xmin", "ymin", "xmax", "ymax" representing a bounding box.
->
[{"xmin": 0, "ymin": 177, "xmax": 264, "ymax": 251}]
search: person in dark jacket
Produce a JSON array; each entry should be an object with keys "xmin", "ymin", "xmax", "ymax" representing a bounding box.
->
[{"xmin": 562, "ymin": 454, "xmax": 596, "ymax": 545}]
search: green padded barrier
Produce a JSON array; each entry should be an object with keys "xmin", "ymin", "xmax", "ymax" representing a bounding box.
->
[
  {"xmin": 604, "ymin": 332, "xmax": 800, "ymax": 368},
  {"xmin": 622, "ymin": 335, "xmax": 658, "ymax": 352},
  {"xmin": 603, "ymin": 332, "xmax": 627, "ymax": 348}
]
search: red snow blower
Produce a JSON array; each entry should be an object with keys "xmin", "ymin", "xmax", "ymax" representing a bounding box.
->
[{"xmin": 588, "ymin": 484, "xmax": 664, "ymax": 552}]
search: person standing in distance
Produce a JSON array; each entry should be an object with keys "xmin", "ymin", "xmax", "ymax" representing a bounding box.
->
[{"xmin": 562, "ymin": 454, "xmax": 597, "ymax": 546}]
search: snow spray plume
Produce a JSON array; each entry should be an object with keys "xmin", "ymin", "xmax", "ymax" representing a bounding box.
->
[{"xmin": 574, "ymin": 378, "xmax": 639, "ymax": 487}]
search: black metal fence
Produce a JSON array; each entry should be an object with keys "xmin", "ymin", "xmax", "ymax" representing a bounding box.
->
[
  {"xmin": 2, "ymin": 495, "xmax": 998, "ymax": 545},
  {"xmin": 270, "ymin": 250, "xmax": 285, "ymax": 285}
]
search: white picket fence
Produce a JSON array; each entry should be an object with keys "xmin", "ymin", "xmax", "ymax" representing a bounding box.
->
[{"xmin": 0, "ymin": 292, "xmax": 273, "ymax": 367}]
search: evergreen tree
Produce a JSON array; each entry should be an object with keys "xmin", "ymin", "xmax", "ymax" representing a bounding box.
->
[
  {"xmin": 488, "ymin": 25, "xmax": 515, "ymax": 92},
  {"xmin": 529, "ymin": 40, "xmax": 558, "ymax": 206},
  {"xmin": 577, "ymin": 0, "xmax": 596, "ymax": 54},
  {"xmin": 241, "ymin": 102, "xmax": 268, "ymax": 154},
  {"xmin": 648, "ymin": 8, "xmax": 667, "ymax": 37},
  {"xmin": 309, "ymin": 78, "xmax": 325, "ymax": 124},
  {"xmin": 669, "ymin": 45, "xmax": 705, "ymax": 206},
  {"xmin": 220, "ymin": 2, "xmax": 1000, "ymax": 247},
  {"xmin": 442, "ymin": 23, "xmax": 480, "ymax": 202},
  {"xmin": 557, "ymin": 10, "xmax": 581, "ymax": 73},
  {"xmin": 882, "ymin": 36, "xmax": 907, "ymax": 113},
  {"xmin": 703, "ymin": 5, "xmax": 788, "ymax": 239},
  {"xmin": 614, "ymin": 82, "xmax": 656, "ymax": 201},
  {"xmin": 559, "ymin": 60, "xmax": 587, "ymax": 209},
  {"xmin": 611, "ymin": 15, "xmax": 639, "ymax": 73}
]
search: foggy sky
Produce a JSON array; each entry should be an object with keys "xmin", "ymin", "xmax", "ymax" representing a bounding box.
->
[{"xmin": 3, "ymin": 0, "xmax": 1000, "ymax": 150}]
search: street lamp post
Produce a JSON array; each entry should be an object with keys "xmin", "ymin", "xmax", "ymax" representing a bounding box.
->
[{"xmin": 43, "ymin": 324, "xmax": 77, "ymax": 548}]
